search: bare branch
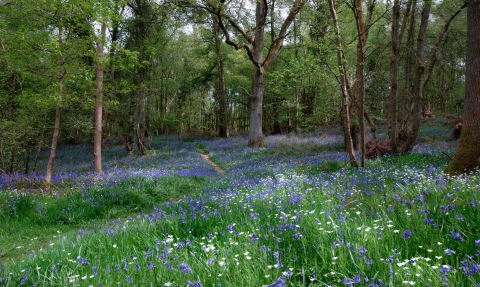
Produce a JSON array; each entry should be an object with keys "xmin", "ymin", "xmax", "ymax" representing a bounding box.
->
[
  {"xmin": 238, "ymin": 85, "xmax": 253, "ymax": 98},
  {"xmin": 263, "ymin": 0, "xmax": 307, "ymax": 68},
  {"xmin": 423, "ymin": 1, "xmax": 467, "ymax": 89}
]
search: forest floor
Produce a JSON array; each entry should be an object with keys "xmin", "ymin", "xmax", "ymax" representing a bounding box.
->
[{"xmin": 1, "ymin": 118, "xmax": 479, "ymax": 286}]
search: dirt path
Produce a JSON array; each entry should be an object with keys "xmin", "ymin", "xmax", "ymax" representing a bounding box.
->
[{"xmin": 200, "ymin": 153, "xmax": 225, "ymax": 174}]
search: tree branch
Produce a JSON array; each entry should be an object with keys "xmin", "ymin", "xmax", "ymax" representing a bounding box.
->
[
  {"xmin": 263, "ymin": 0, "xmax": 306, "ymax": 68},
  {"xmin": 422, "ymin": 1, "xmax": 467, "ymax": 89}
]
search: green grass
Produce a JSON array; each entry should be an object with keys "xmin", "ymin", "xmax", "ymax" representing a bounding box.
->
[
  {"xmin": 0, "ymin": 127, "xmax": 479, "ymax": 287},
  {"xmin": 0, "ymin": 175, "xmax": 207, "ymax": 265}
]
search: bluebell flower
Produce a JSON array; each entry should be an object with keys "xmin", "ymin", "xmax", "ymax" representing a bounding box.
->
[
  {"xmin": 187, "ymin": 281, "xmax": 203, "ymax": 287},
  {"xmin": 444, "ymin": 248, "xmax": 456, "ymax": 255},
  {"xmin": 451, "ymin": 230, "xmax": 464, "ymax": 241},
  {"xmin": 125, "ymin": 276, "xmax": 133, "ymax": 283},
  {"xmin": 343, "ymin": 277, "xmax": 353, "ymax": 286},
  {"xmin": 77, "ymin": 256, "xmax": 90, "ymax": 266},
  {"xmin": 20, "ymin": 269, "xmax": 27, "ymax": 285},
  {"xmin": 180, "ymin": 262, "xmax": 192, "ymax": 274},
  {"xmin": 267, "ymin": 276, "xmax": 286, "ymax": 287},
  {"xmin": 403, "ymin": 230, "xmax": 411, "ymax": 240}
]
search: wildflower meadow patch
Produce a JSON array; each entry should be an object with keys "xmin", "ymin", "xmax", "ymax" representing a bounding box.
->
[{"xmin": 1, "ymin": 127, "xmax": 479, "ymax": 286}]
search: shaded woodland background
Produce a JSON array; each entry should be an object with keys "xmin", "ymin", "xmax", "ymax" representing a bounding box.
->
[{"xmin": 0, "ymin": 0, "xmax": 468, "ymax": 175}]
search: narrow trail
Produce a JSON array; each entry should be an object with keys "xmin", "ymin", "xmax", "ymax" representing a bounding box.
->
[{"xmin": 200, "ymin": 153, "xmax": 225, "ymax": 174}]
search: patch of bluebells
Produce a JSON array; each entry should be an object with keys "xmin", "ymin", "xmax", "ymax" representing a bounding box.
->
[{"xmin": 1, "ymin": 130, "xmax": 480, "ymax": 286}]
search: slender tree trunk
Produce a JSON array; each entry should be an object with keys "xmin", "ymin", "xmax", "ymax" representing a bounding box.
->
[
  {"xmin": 45, "ymin": 12, "xmax": 65, "ymax": 184},
  {"xmin": 328, "ymin": 0, "xmax": 357, "ymax": 168},
  {"xmin": 93, "ymin": 22, "xmax": 106, "ymax": 174},
  {"xmin": 46, "ymin": 109, "xmax": 61, "ymax": 183},
  {"xmin": 422, "ymin": 2, "xmax": 467, "ymax": 90},
  {"xmin": 137, "ymin": 86, "xmax": 147, "ymax": 155},
  {"xmin": 388, "ymin": 0, "xmax": 412, "ymax": 153},
  {"xmin": 400, "ymin": 1, "xmax": 416, "ymax": 141},
  {"xmin": 353, "ymin": 0, "xmax": 369, "ymax": 167},
  {"xmin": 400, "ymin": 0, "xmax": 431, "ymax": 154},
  {"xmin": 388, "ymin": 0, "xmax": 400, "ymax": 153},
  {"xmin": 445, "ymin": 0, "xmax": 480, "ymax": 175}
]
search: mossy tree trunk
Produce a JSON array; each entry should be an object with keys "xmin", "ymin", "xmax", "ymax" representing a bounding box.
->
[{"xmin": 445, "ymin": 0, "xmax": 480, "ymax": 176}]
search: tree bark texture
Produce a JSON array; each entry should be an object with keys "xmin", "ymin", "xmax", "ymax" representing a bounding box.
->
[
  {"xmin": 353, "ymin": 0, "xmax": 369, "ymax": 167},
  {"xmin": 399, "ymin": 0, "xmax": 431, "ymax": 154},
  {"xmin": 94, "ymin": 22, "xmax": 106, "ymax": 174},
  {"xmin": 328, "ymin": 0, "xmax": 357, "ymax": 168},
  {"xmin": 248, "ymin": 0, "xmax": 267, "ymax": 147},
  {"xmin": 213, "ymin": 16, "xmax": 229, "ymax": 138},
  {"xmin": 445, "ymin": 0, "xmax": 480, "ymax": 175},
  {"xmin": 249, "ymin": 67, "xmax": 265, "ymax": 146},
  {"xmin": 388, "ymin": 0, "xmax": 411, "ymax": 153}
]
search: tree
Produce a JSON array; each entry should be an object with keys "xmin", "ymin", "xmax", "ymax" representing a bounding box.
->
[
  {"xmin": 45, "ymin": 4, "xmax": 67, "ymax": 184},
  {"xmin": 193, "ymin": 0, "xmax": 307, "ymax": 146},
  {"xmin": 328, "ymin": 0, "xmax": 357, "ymax": 168},
  {"xmin": 388, "ymin": 0, "xmax": 465, "ymax": 154},
  {"xmin": 445, "ymin": 0, "xmax": 480, "ymax": 176},
  {"xmin": 351, "ymin": 0, "xmax": 375, "ymax": 167},
  {"xmin": 212, "ymin": 16, "xmax": 229, "ymax": 138},
  {"xmin": 93, "ymin": 22, "xmax": 106, "ymax": 174}
]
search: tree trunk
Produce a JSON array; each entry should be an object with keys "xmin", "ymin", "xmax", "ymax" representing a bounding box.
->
[
  {"xmin": 93, "ymin": 22, "xmax": 106, "ymax": 174},
  {"xmin": 445, "ymin": 0, "xmax": 480, "ymax": 175},
  {"xmin": 248, "ymin": 0, "xmax": 267, "ymax": 147},
  {"xmin": 45, "ymin": 12, "xmax": 65, "ymax": 184},
  {"xmin": 137, "ymin": 87, "xmax": 147, "ymax": 155},
  {"xmin": 400, "ymin": 1, "xmax": 416, "ymax": 140},
  {"xmin": 388, "ymin": 0, "xmax": 400, "ymax": 153},
  {"xmin": 388, "ymin": 0, "xmax": 412, "ymax": 153},
  {"xmin": 353, "ymin": 0, "xmax": 369, "ymax": 167},
  {"xmin": 399, "ymin": 0, "xmax": 431, "ymax": 154},
  {"xmin": 249, "ymin": 67, "xmax": 265, "ymax": 146},
  {"xmin": 328, "ymin": 0, "xmax": 357, "ymax": 168},
  {"xmin": 45, "ymin": 107, "xmax": 61, "ymax": 183},
  {"xmin": 213, "ymin": 16, "xmax": 229, "ymax": 138},
  {"xmin": 213, "ymin": 0, "xmax": 306, "ymax": 146}
]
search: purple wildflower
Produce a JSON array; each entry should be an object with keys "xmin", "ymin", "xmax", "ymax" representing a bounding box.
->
[
  {"xmin": 444, "ymin": 248, "xmax": 456, "ymax": 255},
  {"xmin": 451, "ymin": 230, "xmax": 464, "ymax": 241},
  {"xmin": 187, "ymin": 281, "xmax": 203, "ymax": 287},
  {"xmin": 20, "ymin": 270, "xmax": 27, "ymax": 285},
  {"xmin": 126, "ymin": 276, "xmax": 133, "ymax": 283},
  {"xmin": 403, "ymin": 230, "xmax": 411, "ymax": 240},
  {"xmin": 179, "ymin": 262, "xmax": 193, "ymax": 274},
  {"xmin": 77, "ymin": 256, "xmax": 90, "ymax": 266},
  {"xmin": 267, "ymin": 276, "xmax": 286, "ymax": 287}
]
